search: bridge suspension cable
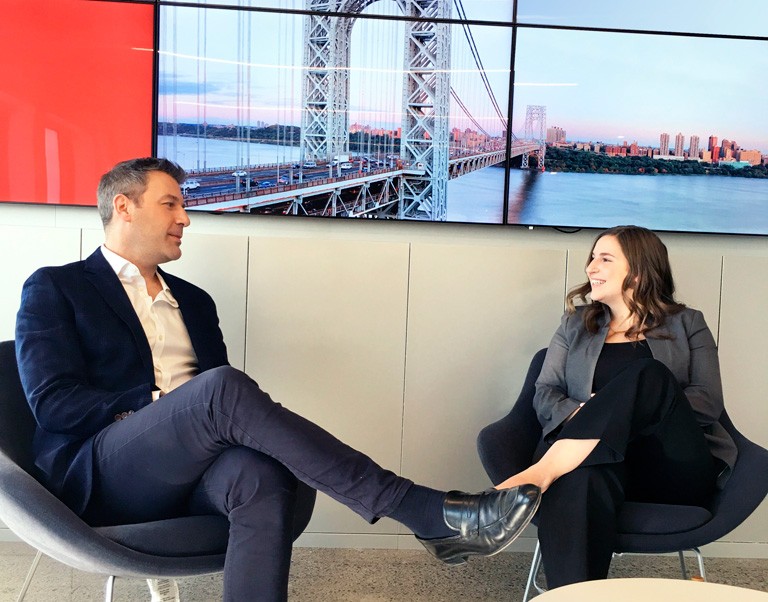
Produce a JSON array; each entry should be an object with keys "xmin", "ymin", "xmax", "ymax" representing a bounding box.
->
[
  {"xmin": 453, "ymin": 0, "xmax": 508, "ymax": 132},
  {"xmin": 450, "ymin": 88, "xmax": 491, "ymax": 138}
]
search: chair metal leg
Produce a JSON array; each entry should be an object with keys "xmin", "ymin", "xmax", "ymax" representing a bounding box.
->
[
  {"xmin": 523, "ymin": 542, "xmax": 539, "ymax": 602},
  {"xmin": 692, "ymin": 547, "xmax": 706, "ymax": 581},
  {"xmin": 16, "ymin": 550, "xmax": 43, "ymax": 602},
  {"xmin": 678, "ymin": 547, "xmax": 706, "ymax": 581},
  {"xmin": 523, "ymin": 540, "xmax": 548, "ymax": 602},
  {"xmin": 523, "ymin": 542, "xmax": 707, "ymax": 600},
  {"xmin": 104, "ymin": 575, "xmax": 116, "ymax": 602}
]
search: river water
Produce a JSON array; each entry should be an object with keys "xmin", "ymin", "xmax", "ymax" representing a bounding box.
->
[{"xmin": 158, "ymin": 135, "xmax": 767, "ymax": 234}]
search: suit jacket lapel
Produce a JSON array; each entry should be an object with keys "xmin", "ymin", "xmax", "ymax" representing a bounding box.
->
[
  {"xmin": 161, "ymin": 269, "xmax": 213, "ymax": 369},
  {"xmin": 83, "ymin": 248, "xmax": 155, "ymax": 376}
]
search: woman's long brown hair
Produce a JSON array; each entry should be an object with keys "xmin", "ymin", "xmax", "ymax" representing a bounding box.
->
[{"xmin": 566, "ymin": 226, "xmax": 686, "ymax": 338}]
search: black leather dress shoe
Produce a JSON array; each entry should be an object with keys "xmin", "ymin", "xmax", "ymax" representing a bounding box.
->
[{"xmin": 416, "ymin": 484, "xmax": 541, "ymax": 566}]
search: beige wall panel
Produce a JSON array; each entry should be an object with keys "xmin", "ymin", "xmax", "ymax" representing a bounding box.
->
[
  {"xmin": 246, "ymin": 237, "xmax": 410, "ymax": 535},
  {"xmin": 0, "ymin": 204, "xmax": 57, "ymax": 229},
  {"xmin": 401, "ymin": 243, "xmax": 566, "ymax": 497},
  {"xmin": 718, "ymin": 256, "xmax": 768, "ymax": 545},
  {"xmin": 669, "ymin": 254, "xmax": 722, "ymax": 338},
  {"xmin": 0, "ymin": 226, "xmax": 81, "ymax": 341},
  {"xmin": 2, "ymin": 199, "xmax": 767, "ymax": 554},
  {"xmin": 81, "ymin": 230, "xmax": 249, "ymax": 370}
]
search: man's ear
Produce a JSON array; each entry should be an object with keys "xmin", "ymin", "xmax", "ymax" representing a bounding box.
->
[{"xmin": 112, "ymin": 193, "xmax": 134, "ymax": 223}]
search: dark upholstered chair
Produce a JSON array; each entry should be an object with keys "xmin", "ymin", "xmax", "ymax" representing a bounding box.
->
[
  {"xmin": 0, "ymin": 340, "xmax": 316, "ymax": 601},
  {"xmin": 477, "ymin": 348, "xmax": 768, "ymax": 601}
]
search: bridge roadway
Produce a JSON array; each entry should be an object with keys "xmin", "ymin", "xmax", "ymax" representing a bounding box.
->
[
  {"xmin": 184, "ymin": 167, "xmax": 416, "ymax": 213},
  {"xmin": 183, "ymin": 143, "xmax": 541, "ymax": 214}
]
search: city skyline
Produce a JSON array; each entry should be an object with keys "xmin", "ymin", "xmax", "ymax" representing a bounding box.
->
[
  {"xmin": 158, "ymin": 3, "xmax": 767, "ymax": 157},
  {"xmin": 511, "ymin": 26, "xmax": 767, "ymax": 153}
]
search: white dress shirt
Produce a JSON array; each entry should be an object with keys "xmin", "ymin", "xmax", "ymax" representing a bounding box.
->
[{"xmin": 101, "ymin": 245, "xmax": 198, "ymax": 399}]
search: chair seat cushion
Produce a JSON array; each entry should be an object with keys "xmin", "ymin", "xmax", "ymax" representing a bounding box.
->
[
  {"xmin": 95, "ymin": 515, "xmax": 229, "ymax": 557},
  {"xmin": 618, "ymin": 502, "xmax": 712, "ymax": 535}
]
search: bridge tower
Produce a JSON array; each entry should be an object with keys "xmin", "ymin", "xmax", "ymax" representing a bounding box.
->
[
  {"xmin": 521, "ymin": 105, "xmax": 546, "ymax": 170},
  {"xmin": 301, "ymin": 0, "xmax": 452, "ymax": 221},
  {"xmin": 300, "ymin": 2, "xmax": 352, "ymax": 163},
  {"xmin": 395, "ymin": 0, "xmax": 451, "ymax": 220}
]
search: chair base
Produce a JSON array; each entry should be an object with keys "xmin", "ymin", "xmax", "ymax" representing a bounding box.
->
[
  {"xmin": 16, "ymin": 551, "xmax": 138, "ymax": 602},
  {"xmin": 522, "ymin": 540, "xmax": 706, "ymax": 602}
]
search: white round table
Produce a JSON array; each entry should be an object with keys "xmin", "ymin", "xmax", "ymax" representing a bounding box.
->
[{"xmin": 535, "ymin": 578, "xmax": 768, "ymax": 601}]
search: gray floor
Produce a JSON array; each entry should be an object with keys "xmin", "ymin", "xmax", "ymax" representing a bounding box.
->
[{"xmin": 1, "ymin": 541, "xmax": 766, "ymax": 601}]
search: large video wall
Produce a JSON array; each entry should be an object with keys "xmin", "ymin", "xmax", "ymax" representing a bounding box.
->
[{"xmin": 3, "ymin": 0, "xmax": 767, "ymax": 234}]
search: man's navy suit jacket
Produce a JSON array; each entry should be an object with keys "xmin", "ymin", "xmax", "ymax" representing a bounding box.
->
[{"xmin": 15, "ymin": 248, "xmax": 229, "ymax": 514}]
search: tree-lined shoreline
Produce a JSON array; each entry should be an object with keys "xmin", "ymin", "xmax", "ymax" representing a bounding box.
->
[{"xmin": 536, "ymin": 147, "xmax": 767, "ymax": 179}]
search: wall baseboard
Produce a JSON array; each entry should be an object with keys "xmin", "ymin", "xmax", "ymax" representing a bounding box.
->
[{"xmin": 3, "ymin": 525, "xmax": 767, "ymax": 559}]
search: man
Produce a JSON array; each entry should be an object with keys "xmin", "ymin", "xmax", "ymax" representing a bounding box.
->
[{"xmin": 15, "ymin": 157, "xmax": 540, "ymax": 601}]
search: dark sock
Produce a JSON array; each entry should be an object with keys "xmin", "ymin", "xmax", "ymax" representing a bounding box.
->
[{"xmin": 387, "ymin": 484, "xmax": 453, "ymax": 539}]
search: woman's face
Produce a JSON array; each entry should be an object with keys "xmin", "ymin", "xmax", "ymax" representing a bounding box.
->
[{"xmin": 586, "ymin": 235, "xmax": 632, "ymax": 310}]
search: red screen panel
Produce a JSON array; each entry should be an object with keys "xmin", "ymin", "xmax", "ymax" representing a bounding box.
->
[{"xmin": 0, "ymin": 0, "xmax": 154, "ymax": 206}]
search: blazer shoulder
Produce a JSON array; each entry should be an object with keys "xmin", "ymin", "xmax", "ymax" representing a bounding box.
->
[
  {"xmin": 649, "ymin": 306, "xmax": 708, "ymax": 340},
  {"xmin": 561, "ymin": 305, "xmax": 592, "ymax": 330},
  {"xmin": 680, "ymin": 306, "xmax": 705, "ymax": 320},
  {"xmin": 160, "ymin": 270, "xmax": 212, "ymax": 296},
  {"xmin": 25, "ymin": 258, "xmax": 88, "ymax": 285},
  {"xmin": 675, "ymin": 306, "xmax": 708, "ymax": 328}
]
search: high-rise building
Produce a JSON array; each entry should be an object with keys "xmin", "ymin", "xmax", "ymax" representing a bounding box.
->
[
  {"xmin": 689, "ymin": 135, "xmax": 700, "ymax": 160},
  {"xmin": 659, "ymin": 132, "xmax": 670, "ymax": 156},
  {"xmin": 674, "ymin": 133, "xmax": 685, "ymax": 157},
  {"xmin": 708, "ymin": 135, "xmax": 718, "ymax": 151},
  {"xmin": 736, "ymin": 149, "xmax": 761, "ymax": 166},
  {"xmin": 546, "ymin": 126, "xmax": 566, "ymax": 144}
]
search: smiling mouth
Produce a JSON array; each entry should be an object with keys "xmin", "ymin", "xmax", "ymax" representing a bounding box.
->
[{"xmin": 590, "ymin": 279, "xmax": 605, "ymax": 286}]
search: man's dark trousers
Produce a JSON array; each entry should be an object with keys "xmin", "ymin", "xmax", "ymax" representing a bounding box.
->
[{"xmin": 82, "ymin": 366, "xmax": 413, "ymax": 601}]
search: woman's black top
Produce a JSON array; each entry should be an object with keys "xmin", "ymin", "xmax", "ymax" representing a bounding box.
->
[{"xmin": 591, "ymin": 340, "xmax": 653, "ymax": 393}]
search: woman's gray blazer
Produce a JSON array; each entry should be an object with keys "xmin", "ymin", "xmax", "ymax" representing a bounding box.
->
[{"xmin": 534, "ymin": 305, "xmax": 737, "ymax": 479}]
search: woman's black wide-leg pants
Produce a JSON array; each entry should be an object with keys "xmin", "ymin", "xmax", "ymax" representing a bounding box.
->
[{"xmin": 535, "ymin": 358, "xmax": 719, "ymax": 589}]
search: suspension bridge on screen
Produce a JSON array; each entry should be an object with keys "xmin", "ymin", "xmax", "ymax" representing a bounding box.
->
[{"xmin": 177, "ymin": 0, "xmax": 547, "ymax": 220}]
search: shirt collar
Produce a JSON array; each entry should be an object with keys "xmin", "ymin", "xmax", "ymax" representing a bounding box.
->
[{"xmin": 100, "ymin": 245, "xmax": 178, "ymax": 307}]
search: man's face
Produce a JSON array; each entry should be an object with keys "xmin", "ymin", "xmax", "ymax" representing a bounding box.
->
[{"xmin": 125, "ymin": 170, "xmax": 190, "ymax": 268}]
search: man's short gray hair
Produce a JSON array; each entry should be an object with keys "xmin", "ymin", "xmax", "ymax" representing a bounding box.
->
[{"xmin": 97, "ymin": 157, "xmax": 186, "ymax": 227}]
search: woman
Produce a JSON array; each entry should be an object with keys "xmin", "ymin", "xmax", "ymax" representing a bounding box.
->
[{"xmin": 496, "ymin": 225, "xmax": 736, "ymax": 588}]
